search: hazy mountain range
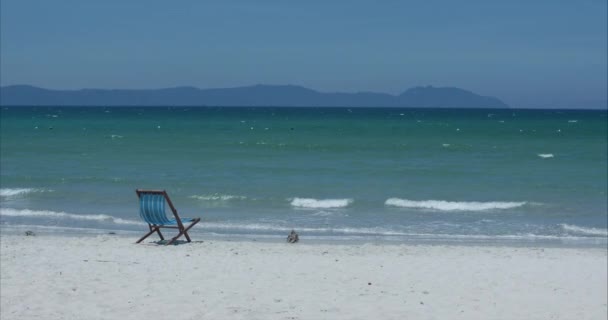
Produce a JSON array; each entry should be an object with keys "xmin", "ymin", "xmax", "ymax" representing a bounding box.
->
[{"xmin": 0, "ymin": 84, "xmax": 509, "ymax": 108}]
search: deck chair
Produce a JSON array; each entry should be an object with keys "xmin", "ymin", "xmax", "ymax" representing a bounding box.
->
[{"xmin": 135, "ymin": 189, "xmax": 201, "ymax": 245}]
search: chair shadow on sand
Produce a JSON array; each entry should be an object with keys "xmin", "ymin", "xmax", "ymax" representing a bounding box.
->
[{"xmin": 142, "ymin": 239, "xmax": 206, "ymax": 246}]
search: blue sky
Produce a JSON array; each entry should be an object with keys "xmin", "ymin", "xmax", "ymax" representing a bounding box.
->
[{"xmin": 1, "ymin": 0, "xmax": 606, "ymax": 108}]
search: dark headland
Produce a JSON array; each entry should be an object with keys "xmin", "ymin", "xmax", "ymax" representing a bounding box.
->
[{"xmin": 0, "ymin": 84, "xmax": 509, "ymax": 108}]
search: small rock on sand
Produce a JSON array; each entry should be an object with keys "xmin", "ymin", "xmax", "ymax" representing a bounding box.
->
[{"xmin": 287, "ymin": 230, "xmax": 299, "ymax": 243}]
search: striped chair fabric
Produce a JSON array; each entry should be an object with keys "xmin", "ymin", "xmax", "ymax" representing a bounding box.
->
[
  {"xmin": 139, "ymin": 193, "xmax": 174, "ymax": 225},
  {"xmin": 135, "ymin": 189, "xmax": 201, "ymax": 245}
]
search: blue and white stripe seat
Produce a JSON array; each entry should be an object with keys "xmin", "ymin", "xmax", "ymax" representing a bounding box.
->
[{"xmin": 135, "ymin": 190, "xmax": 201, "ymax": 245}]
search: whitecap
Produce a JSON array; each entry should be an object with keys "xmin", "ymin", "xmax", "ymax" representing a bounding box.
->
[
  {"xmin": 0, "ymin": 188, "xmax": 48, "ymax": 198},
  {"xmin": 189, "ymin": 194, "xmax": 247, "ymax": 201},
  {"xmin": 537, "ymin": 153, "xmax": 554, "ymax": 158},
  {"xmin": 561, "ymin": 224, "xmax": 607, "ymax": 237},
  {"xmin": 290, "ymin": 198, "xmax": 353, "ymax": 209},
  {"xmin": 311, "ymin": 210, "xmax": 349, "ymax": 217},
  {"xmin": 384, "ymin": 198, "xmax": 526, "ymax": 211},
  {"xmin": 1, "ymin": 188, "xmax": 35, "ymax": 197}
]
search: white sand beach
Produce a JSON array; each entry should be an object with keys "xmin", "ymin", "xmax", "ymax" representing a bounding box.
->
[{"xmin": 1, "ymin": 234, "xmax": 606, "ymax": 320}]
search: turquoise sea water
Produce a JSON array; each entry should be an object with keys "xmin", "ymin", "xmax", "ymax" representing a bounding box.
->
[{"xmin": 1, "ymin": 107, "xmax": 607, "ymax": 245}]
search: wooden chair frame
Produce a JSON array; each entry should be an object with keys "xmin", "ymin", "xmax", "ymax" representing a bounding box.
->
[{"xmin": 135, "ymin": 189, "xmax": 201, "ymax": 245}]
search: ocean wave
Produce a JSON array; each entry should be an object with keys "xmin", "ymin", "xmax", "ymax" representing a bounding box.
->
[
  {"xmin": 192, "ymin": 222, "xmax": 604, "ymax": 242},
  {"xmin": 0, "ymin": 224, "xmax": 140, "ymax": 235},
  {"xmin": 1, "ymin": 218, "xmax": 604, "ymax": 244},
  {"xmin": 561, "ymin": 224, "xmax": 608, "ymax": 237},
  {"xmin": 537, "ymin": 153, "xmax": 554, "ymax": 158},
  {"xmin": 189, "ymin": 194, "xmax": 248, "ymax": 201},
  {"xmin": 197, "ymin": 222, "xmax": 404, "ymax": 235},
  {"xmin": 385, "ymin": 198, "xmax": 527, "ymax": 211},
  {"xmin": 0, "ymin": 188, "xmax": 49, "ymax": 198},
  {"xmin": 0, "ymin": 208, "xmax": 143, "ymax": 226},
  {"xmin": 311, "ymin": 210, "xmax": 349, "ymax": 217},
  {"xmin": 290, "ymin": 198, "xmax": 353, "ymax": 209}
]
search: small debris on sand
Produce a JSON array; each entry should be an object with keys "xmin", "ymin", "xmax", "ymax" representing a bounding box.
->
[
  {"xmin": 287, "ymin": 230, "xmax": 299, "ymax": 243},
  {"xmin": 25, "ymin": 231, "xmax": 35, "ymax": 236}
]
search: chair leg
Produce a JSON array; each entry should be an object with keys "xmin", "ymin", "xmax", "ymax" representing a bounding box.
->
[
  {"xmin": 166, "ymin": 219, "xmax": 200, "ymax": 245},
  {"xmin": 136, "ymin": 226, "xmax": 161, "ymax": 244},
  {"xmin": 156, "ymin": 228, "xmax": 165, "ymax": 240},
  {"xmin": 183, "ymin": 218, "xmax": 200, "ymax": 242}
]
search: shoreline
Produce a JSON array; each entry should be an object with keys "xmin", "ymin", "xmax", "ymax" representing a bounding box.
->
[
  {"xmin": 2, "ymin": 233, "xmax": 607, "ymax": 319},
  {"xmin": 1, "ymin": 224, "xmax": 607, "ymax": 249}
]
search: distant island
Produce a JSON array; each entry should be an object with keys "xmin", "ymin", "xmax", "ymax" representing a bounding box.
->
[{"xmin": 0, "ymin": 84, "xmax": 509, "ymax": 108}]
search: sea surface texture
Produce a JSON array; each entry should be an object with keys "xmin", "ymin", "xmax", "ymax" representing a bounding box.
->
[{"xmin": 1, "ymin": 107, "xmax": 606, "ymax": 246}]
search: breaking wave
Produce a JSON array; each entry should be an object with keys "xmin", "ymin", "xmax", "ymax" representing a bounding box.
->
[
  {"xmin": 0, "ymin": 188, "xmax": 49, "ymax": 198},
  {"xmin": 385, "ymin": 198, "xmax": 527, "ymax": 211},
  {"xmin": 192, "ymin": 222, "xmax": 605, "ymax": 243},
  {"xmin": 290, "ymin": 198, "xmax": 353, "ymax": 209},
  {"xmin": 561, "ymin": 224, "xmax": 608, "ymax": 237},
  {"xmin": 198, "ymin": 222, "xmax": 406, "ymax": 235},
  {"xmin": 190, "ymin": 194, "xmax": 248, "ymax": 201},
  {"xmin": 0, "ymin": 208, "xmax": 143, "ymax": 226}
]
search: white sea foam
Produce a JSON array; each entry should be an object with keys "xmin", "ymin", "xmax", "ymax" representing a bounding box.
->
[
  {"xmin": 568, "ymin": 120, "xmax": 578, "ymax": 123},
  {"xmin": 0, "ymin": 224, "xmax": 140, "ymax": 235},
  {"xmin": 195, "ymin": 222, "xmax": 396, "ymax": 236},
  {"xmin": 197, "ymin": 222, "xmax": 403, "ymax": 235},
  {"xmin": 196, "ymin": 222, "xmax": 295, "ymax": 233},
  {"xmin": 561, "ymin": 224, "xmax": 608, "ymax": 237},
  {"xmin": 290, "ymin": 198, "xmax": 353, "ymax": 209},
  {"xmin": 384, "ymin": 198, "xmax": 527, "ymax": 211},
  {"xmin": 538, "ymin": 154, "xmax": 554, "ymax": 158},
  {"xmin": 0, "ymin": 188, "xmax": 48, "ymax": 198},
  {"xmin": 311, "ymin": 210, "xmax": 349, "ymax": 217},
  {"xmin": 1, "ymin": 188, "xmax": 34, "ymax": 197},
  {"xmin": 189, "ymin": 194, "xmax": 248, "ymax": 201},
  {"xmin": 0, "ymin": 208, "xmax": 143, "ymax": 226},
  {"xmin": 193, "ymin": 222, "xmax": 600, "ymax": 243}
]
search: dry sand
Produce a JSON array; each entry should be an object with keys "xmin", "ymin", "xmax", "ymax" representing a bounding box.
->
[{"xmin": 1, "ymin": 234, "xmax": 606, "ymax": 320}]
